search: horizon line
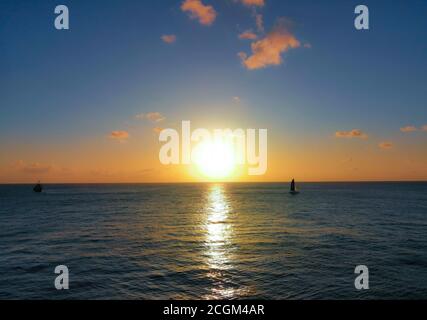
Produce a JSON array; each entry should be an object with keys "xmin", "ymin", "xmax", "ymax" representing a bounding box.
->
[{"xmin": 1, "ymin": 180, "xmax": 427, "ymax": 185}]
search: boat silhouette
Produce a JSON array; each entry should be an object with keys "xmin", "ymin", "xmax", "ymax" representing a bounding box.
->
[
  {"xmin": 289, "ymin": 179, "xmax": 299, "ymax": 195},
  {"xmin": 33, "ymin": 181, "xmax": 43, "ymax": 193}
]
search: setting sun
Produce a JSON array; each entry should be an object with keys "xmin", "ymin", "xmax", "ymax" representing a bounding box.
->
[{"xmin": 192, "ymin": 140, "xmax": 236, "ymax": 179}]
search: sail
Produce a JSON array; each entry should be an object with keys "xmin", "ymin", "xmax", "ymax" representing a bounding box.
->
[{"xmin": 33, "ymin": 182, "xmax": 42, "ymax": 193}]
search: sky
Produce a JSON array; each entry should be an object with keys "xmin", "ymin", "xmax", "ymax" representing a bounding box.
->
[{"xmin": 0, "ymin": 0, "xmax": 427, "ymax": 183}]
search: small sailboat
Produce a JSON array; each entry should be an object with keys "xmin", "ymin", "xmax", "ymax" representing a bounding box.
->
[
  {"xmin": 33, "ymin": 181, "xmax": 43, "ymax": 193},
  {"xmin": 289, "ymin": 178, "xmax": 299, "ymax": 195}
]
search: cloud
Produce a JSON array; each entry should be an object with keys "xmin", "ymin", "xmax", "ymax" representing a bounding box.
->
[
  {"xmin": 379, "ymin": 142, "xmax": 393, "ymax": 149},
  {"xmin": 135, "ymin": 112, "xmax": 165, "ymax": 122},
  {"xmin": 255, "ymin": 14, "xmax": 264, "ymax": 33},
  {"xmin": 303, "ymin": 42, "xmax": 312, "ymax": 48},
  {"xmin": 13, "ymin": 160, "xmax": 52, "ymax": 174},
  {"xmin": 240, "ymin": 0, "xmax": 265, "ymax": 7},
  {"xmin": 238, "ymin": 19, "xmax": 300, "ymax": 70},
  {"xmin": 239, "ymin": 30, "xmax": 257, "ymax": 40},
  {"xmin": 335, "ymin": 129, "xmax": 368, "ymax": 139},
  {"xmin": 161, "ymin": 34, "xmax": 177, "ymax": 44},
  {"xmin": 181, "ymin": 0, "xmax": 216, "ymax": 26},
  {"xmin": 422, "ymin": 125, "xmax": 427, "ymax": 132},
  {"xmin": 400, "ymin": 126, "xmax": 417, "ymax": 133},
  {"xmin": 110, "ymin": 130, "xmax": 129, "ymax": 141},
  {"xmin": 153, "ymin": 127, "xmax": 164, "ymax": 134},
  {"xmin": 146, "ymin": 112, "xmax": 165, "ymax": 122},
  {"xmin": 232, "ymin": 96, "xmax": 241, "ymax": 103}
]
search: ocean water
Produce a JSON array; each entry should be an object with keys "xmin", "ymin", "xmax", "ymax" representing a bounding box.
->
[{"xmin": 0, "ymin": 182, "xmax": 427, "ymax": 300}]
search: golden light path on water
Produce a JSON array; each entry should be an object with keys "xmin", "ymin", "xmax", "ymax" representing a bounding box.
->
[{"xmin": 203, "ymin": 184, "xmax": 241, "ymax": 299}]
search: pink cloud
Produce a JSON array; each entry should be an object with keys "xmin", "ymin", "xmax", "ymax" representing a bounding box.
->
[
  {"xmin": 379, "ymin": 142, "xmax": 393, "ymax": 149},
  {"xmin": 400, "ymin": 126, "xmax": 417, "ymax": 133},
  {"xmin": 110, "ymin": 131, "xmax": 129, "ymax": 141},
  {"xmin": 135, "ymin": 112, "xmax": 165, "ymax": 122},
  {"xmin": 238, "ymin": 19, "xmax": 300, "ymax": 70},
  {"xmin": 239, "ymin": 30, "xmax": 257, "ymax": 40},
  {"xmin": 161, "ymin": 34, "xmax": 177, "ymax": 44},
  {"xmin": 335, "ymin": 129, "xmax": 368, "ymax": 139},
  {"xmin": 240, "ymin": 0, "xmax": 265, "ymax": 7},
  {"xmin": 153, "ymin": 127, "xmax": 164, "ymax": 134},
  {"xmin": 181, "ymin": 0, "xmax": 216, "ymax": 26},
  {"xmin": 422, "ymin": 125, "xmax": 427, "ymax": 132}
]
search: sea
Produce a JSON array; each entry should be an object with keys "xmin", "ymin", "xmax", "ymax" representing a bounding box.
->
[{"xmin": 0, "ymin": 182, "xmax": 427, "ymax": 299}]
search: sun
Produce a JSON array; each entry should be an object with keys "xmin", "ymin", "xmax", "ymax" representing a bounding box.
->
[{"xmin": 192, "ymin": 140, "xmax": 236, "ymax": 179}]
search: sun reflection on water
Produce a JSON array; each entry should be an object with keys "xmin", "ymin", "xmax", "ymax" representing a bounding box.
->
[{"xmin": 203, "ymin": 184, "xmax": 237, "ymax": 299}]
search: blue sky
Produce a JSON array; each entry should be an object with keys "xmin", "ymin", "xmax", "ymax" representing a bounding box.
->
[{"xmin": 1, "ymin": 0, "xmax": 427, "ymax": 182}]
